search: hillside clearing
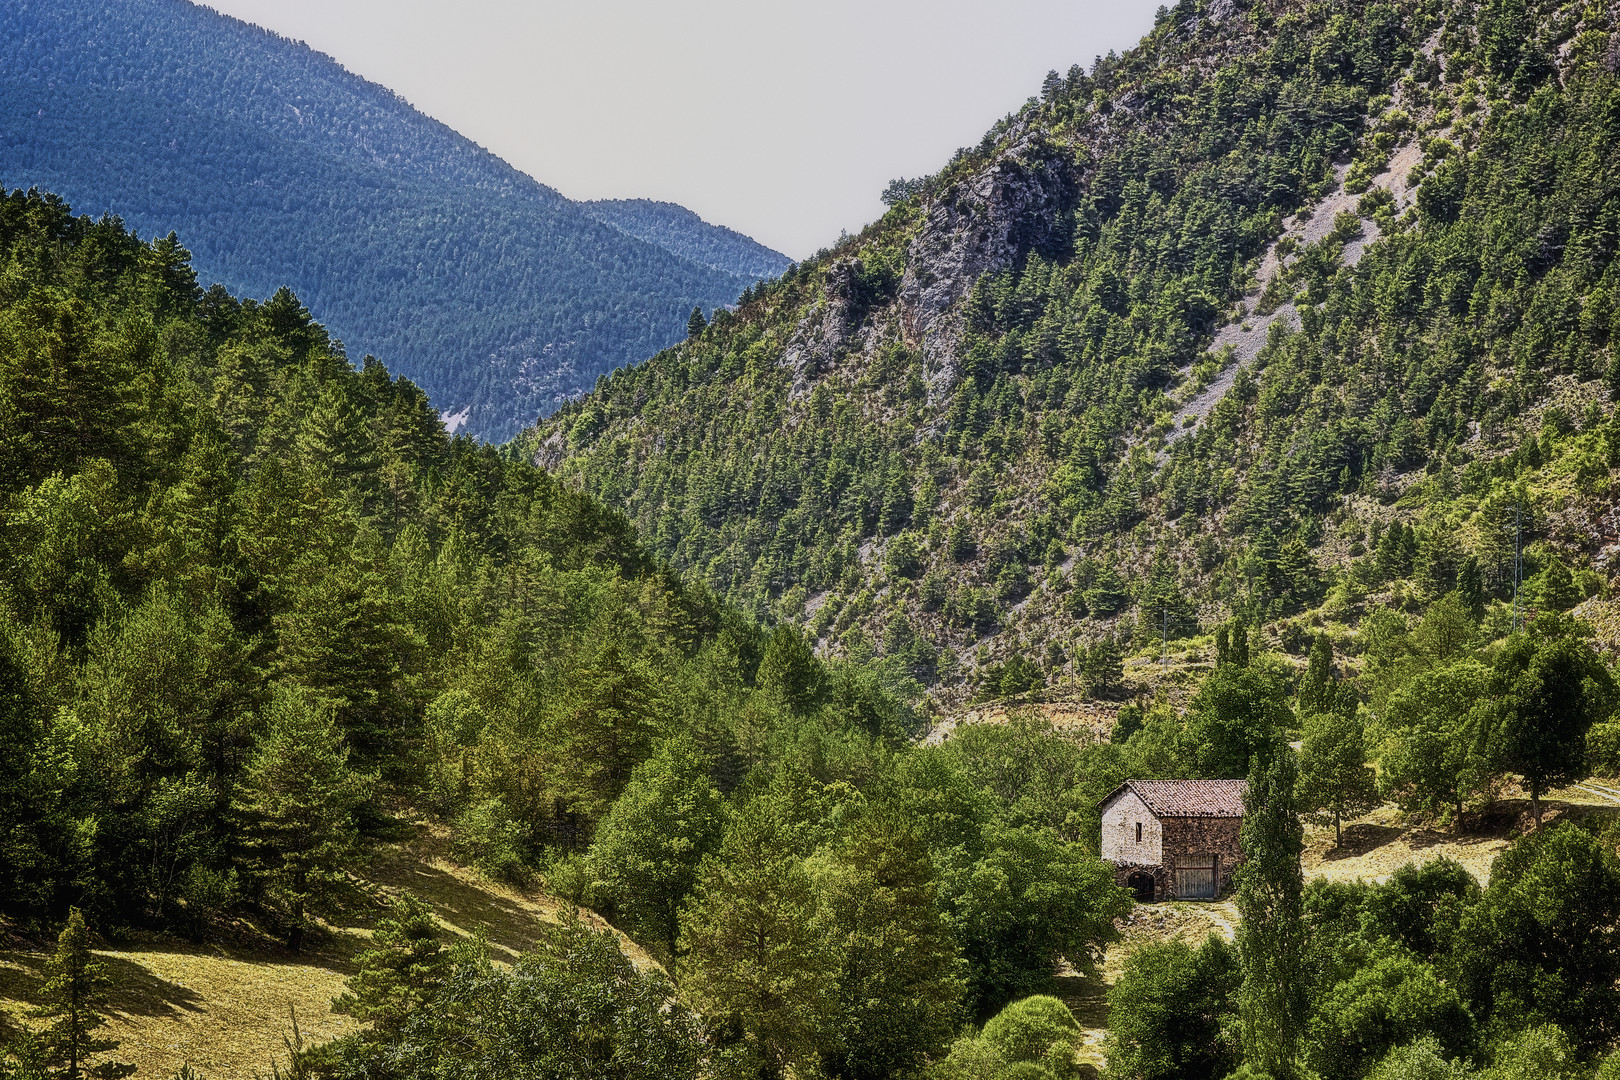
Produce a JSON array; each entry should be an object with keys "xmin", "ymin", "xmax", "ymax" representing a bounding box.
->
[{"xmin": 0, "ymin": 823, "xmax": 640, "ymax": 1080}]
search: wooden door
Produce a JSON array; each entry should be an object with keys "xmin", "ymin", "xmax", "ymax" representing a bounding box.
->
[{"xmin": 1175, "ymin": 855, "xmax": 1217, "ymax": 899}]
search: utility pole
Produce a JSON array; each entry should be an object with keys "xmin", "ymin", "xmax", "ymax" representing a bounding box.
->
[{"xmin": 1162, "ymin": 603, "xmax": 1170, "ymax": 667}]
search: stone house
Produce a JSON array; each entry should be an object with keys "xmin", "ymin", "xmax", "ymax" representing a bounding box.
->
[{"xmin": 1100, "ymin": 779, "xmax": 1248, "ymax": 901}]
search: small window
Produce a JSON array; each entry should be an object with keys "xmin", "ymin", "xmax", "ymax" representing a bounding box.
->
[{"xmin": 1135, "ymin": 822, "xmax": 1142, "ymax": 843}]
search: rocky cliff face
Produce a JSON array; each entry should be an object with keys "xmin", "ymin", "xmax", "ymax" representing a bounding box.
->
[
  {"xmin": 525, "ymin": 0, "xmax": 1620, "ymax": 709},
  {"xmin": 899, "ymin": 136, "xmax": 1081, "ymax": 400}
]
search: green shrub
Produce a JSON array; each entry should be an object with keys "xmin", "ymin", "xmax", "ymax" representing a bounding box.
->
[
  {"xmin": 1364, "ymin": 1040, "xmax": 1472, "ymax": 1080},
  {"xmin": 1480, "ymin": 1025, "xmax": 1580, "ymax": 1080},
  {"xmin": 1105, "ymin": 935, "xmax": 1238, "ymax": 1080},
  {"xmin": 981, "ymin": 995, "xmax": 1081, "ymax": 1063},
  {"xmin": 452, "ymin": 799, "xmax": 531, "ymax": 886}
]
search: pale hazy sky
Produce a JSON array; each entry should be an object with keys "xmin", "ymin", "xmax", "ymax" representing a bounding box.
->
[{"xmin": 203, "ymin": 0, "xmax": 1159, "ymax": 258}]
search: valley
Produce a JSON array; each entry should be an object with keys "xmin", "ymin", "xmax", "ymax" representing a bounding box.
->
[{"xmin": 3, "ymin": 0, "xmax": 1620, "ymax": 1077}]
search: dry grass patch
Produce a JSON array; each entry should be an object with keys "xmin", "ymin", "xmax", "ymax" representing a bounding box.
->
[
  {"xmin": 0, "ymin": 932, "xmax": 360, "ymax": 1080},
  {"xmin": 0, "ymin": 819, "xmax": 650, "ymax": 1079},
  {"xmin": 1304, "ymin": 790, "xmax": 1620, "ymax": 887}
]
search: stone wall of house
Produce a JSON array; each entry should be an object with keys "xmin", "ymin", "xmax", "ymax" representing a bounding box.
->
[
  {"xmin": 1111, "ymin": 861, "xmax": 1171, "ymax": 901},
  {"xmin": 1161, "ymin": 816, "xmax": 1244, "ymax": 897},
  {"xmin": 1101, "ymin": 788, "xmax": 1163, "ymax": 866}
]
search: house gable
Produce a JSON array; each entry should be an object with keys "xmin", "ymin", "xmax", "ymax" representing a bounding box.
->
[{"xmin": 1100, "ymin": 785, "xmax": 1163, "ymax": 866}]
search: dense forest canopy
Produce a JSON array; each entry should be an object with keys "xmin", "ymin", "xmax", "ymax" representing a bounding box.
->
[
  {"xmin": 529, "ymin": 0, "xmax": 1620, "ymax": 712},
  {"xmin": 0, "ymin": 186, "xmax": 1145, "ymax": 1078},
  {"xmin": 0, "ymin": 0, "xmax": 789, "ymax": 442}
]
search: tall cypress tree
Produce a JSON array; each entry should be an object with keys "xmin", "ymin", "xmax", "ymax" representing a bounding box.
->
[
  {"xmin": 1236, "ymin": 748, "xmax": 1306, "ymax": 1079},
  {"xmin": 1295, "ymin": 633, "xmax": 1334, "ymax": 715}
]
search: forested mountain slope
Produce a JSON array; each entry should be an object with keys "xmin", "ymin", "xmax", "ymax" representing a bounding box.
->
[
  {"xmin": 0, "ymin": 186, "xmax": 1148, "ymax": 1080},
  {"xmin": 3, "ymin": 184, "xmax": 1620, "ymax": 1080},
  {"xmin": 530, "ymin": 0, "xmax": 1620, "ymax": 704},
  {"xmin": 0, "ymin": 0, "xmax": 789, "ymax": 441}
]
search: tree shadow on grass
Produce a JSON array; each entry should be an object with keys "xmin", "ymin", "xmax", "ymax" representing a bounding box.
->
[
  {"xmin": 0, "ymin": 950, "xmax": 203, "ymax": 1020},
  {"xmin": 0, "ymin": 952, "xmax": 46, "ymax": 1011},
  {"xmin": 368, "ymin": 860, "xmax": 555, "ymax": 962},
  {"xmin": 97, "ymin": 954, "xmax": 205, "ymax": 1019},
  {"xmin": 1323, "ymin": 822, "xmax": 1404, "ymax": 860}
]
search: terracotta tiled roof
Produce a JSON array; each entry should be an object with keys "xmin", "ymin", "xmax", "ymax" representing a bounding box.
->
[{"xmin": 1103, "ymin": 779, "xmax": 1249, "ymax": 818}]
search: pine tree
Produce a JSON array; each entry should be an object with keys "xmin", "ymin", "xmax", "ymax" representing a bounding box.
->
[
  {"xmin": 332, "ymin": 892, "xmax": 449, "ymax": 1036},
  {"xmin": 273, "ymin": 550, "xmax": 413, "ymax": 766},
  {"xmin": 29, "ymin": 909, "xmax": 134, "ymax": 1080},
  {"xmin": 295, "ymin": 383, "xmax": 380, "ymax": 515},
  {"xmin": 551, "ymin": 631, "xmax": 669, "ymax": 826},
  {"xmin": 812, "ymin": 808, "xmax": 965, "ymax": 1080},
  {"xmin": 687, "ymin": 307, "xmax": 707, "ymax": 338},
  {"xmin": 208, "ymin": 343, "xmax": 271, "ymax": 461},
  {"xmin": 1236, "ymin": 748, "xmax": 1307, "ymax": 1080},
  {"xmin": 1079, "ymin": 633, "xmax": 1124, "ymax": 697},
  {"xmin": 138, "ymin": 423, "xmax": 243, "ymax": 606},
  {"xmin": 757, "ymin": 624, "xmax": 826, "ymax": 714},
  {"xmin": 1534, "ymin": 558, "xmax": 1579, "ymax": 612},
  {"xmin": 234, "ymin": 686, "xmax": 366, "ymax": 952},
  {"xmin": 678, "ymin": 799, "xmax": 836, "ymax": 1080}
]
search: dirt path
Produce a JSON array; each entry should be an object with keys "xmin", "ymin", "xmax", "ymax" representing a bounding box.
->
[
  {"xmin": 1056, "ymin": 900, "xmax": 1241, "ymax": 1070},
  {"xmin": 1576, "ymin": 780, "xmax": 1620, "ymax": 805}
]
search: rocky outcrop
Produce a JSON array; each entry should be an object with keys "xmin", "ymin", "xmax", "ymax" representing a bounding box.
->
[
  {"xmin": 782, "ymin": 257, "xmax": 867, "ymax": 397},
  {"xmin": 897, "ymin": 136, "xmax": 1079, "ymax": 398}
]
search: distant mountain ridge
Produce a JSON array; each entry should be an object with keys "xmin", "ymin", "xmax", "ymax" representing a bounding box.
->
[
  {"xmin": 583, "ymin": 200, "xmax": 792, "ymax": 282},
  {"xmin": 0, "ymin": 0, "xmax": 790, "ymax": 440}
]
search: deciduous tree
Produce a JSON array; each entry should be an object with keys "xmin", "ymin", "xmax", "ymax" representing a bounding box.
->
[
  {"xmin": 811, "ymin": 807, "xmax": 966, "ymax": 1079},
  {"xmin": 1298, "ymin": 708, "xmax": 1379, "ymax": 847},
  {"xmin": 588, "ymin": 737, "xmax": 724, "ymax": 957},
  {"xmin": 1483, "ymin": 632, "xmax": 1614, "ymax": 828}
]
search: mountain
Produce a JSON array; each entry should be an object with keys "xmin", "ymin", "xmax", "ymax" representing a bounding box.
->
[
  {"xmin": 0, "ymin": 186, "xmax": 1136, "ymax": 1067},
  {"xmin": 583, "ymin": 199, "xmax": 793, "ymax": 281},
  {"xmin": 5, "ymin": 4, "xmax": 1620, "ymax": 1072},
  {"xmin": 528, "ymin": 0, "xmax": 1620, "ymax": 703},
  {"xmin": 0, "ymin": 0, "xmax": 791, "ymax": 441}
]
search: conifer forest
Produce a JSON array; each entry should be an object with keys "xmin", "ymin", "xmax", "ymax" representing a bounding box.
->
[{"xmin": 3, "ymin": 0, "xmax": 1620, "ymax": 1078}]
